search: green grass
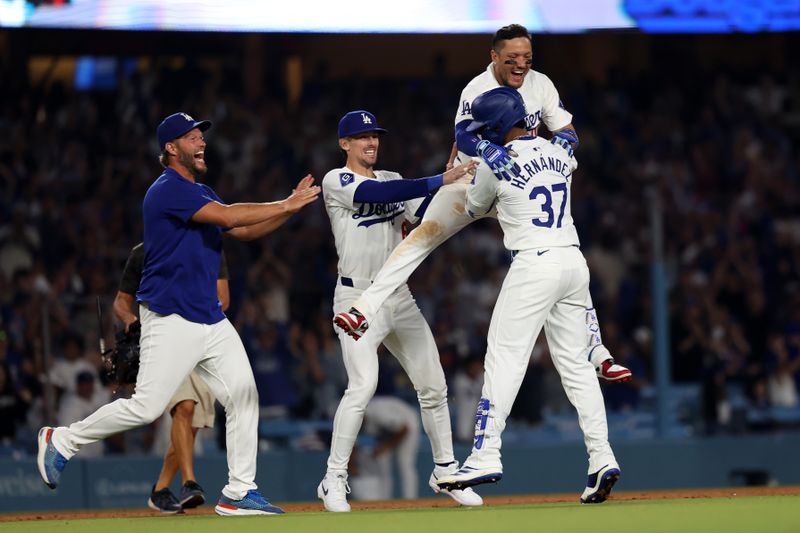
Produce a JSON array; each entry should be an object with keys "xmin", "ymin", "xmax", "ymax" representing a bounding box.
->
[{"xmin": 5, "ymin": 496, "xmax": 800, "ymax": 533}]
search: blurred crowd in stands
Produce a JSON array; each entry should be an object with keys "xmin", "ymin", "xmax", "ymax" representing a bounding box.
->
[{"xmin": 1, "ymin": 43, "xmax": 799, "ymax": 456}]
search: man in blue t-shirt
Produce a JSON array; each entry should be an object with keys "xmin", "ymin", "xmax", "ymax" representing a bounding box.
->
[{"xmin": 36, "ymin": 112, "xmax": 320, "ymax": 516}]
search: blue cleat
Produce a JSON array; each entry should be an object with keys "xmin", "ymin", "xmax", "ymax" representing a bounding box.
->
[
  {"xmin": 214, "ymin": 489, "xmax": 285, "ymax": 516},
  {"xmin": 580, "ymin": 464, "xmax": 621, "ymax": 504},
  {"xmin": 37, "ymin": 427, "xmax": 68, "ymax": 489}
]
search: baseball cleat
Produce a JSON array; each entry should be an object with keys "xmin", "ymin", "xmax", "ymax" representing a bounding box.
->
[
  {"xmin": 37, "ymin": 426, "xmax": 68, "ymax": 489},
  {"xmin": 597, "ymin": 359, "xmax": 632, "ymax": 383},
  {"xmin": 148, "ymin": 486, "xmax": 184, "ymax": 514},
  {"xmin": 179, "ymin": 480, "xmax": 206, "ymax": 509},
  {"xmin": 333, "ymin": 308, "xmax": 369, "ymax": 341},
  {"xmin": 580, "ymin": 464, "xmax": 621, "ymax": 504},
  {"xmin": 435, "ymin": 465, "xmax": 503, "ymax": 491},
  {"xmin": 214, "ymin": 489, "xmax": 284, "ymax": 516},
  {"xmin": 317, "ymin": 474, "xmax": 351, "ymax": 512},
  {"xmin": 429, "ymin": 463, "xmax": 484, "ymax": 506}
]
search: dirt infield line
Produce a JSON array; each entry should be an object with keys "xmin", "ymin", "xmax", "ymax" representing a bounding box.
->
[{"xmin": 3, "ymin": 486, "xmax": 798, "ymax": 522}]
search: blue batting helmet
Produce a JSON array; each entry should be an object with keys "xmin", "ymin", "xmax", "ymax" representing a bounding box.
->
[{"xmin": 465, "ymin": 87, "xmax": 528, "ymax": 145}]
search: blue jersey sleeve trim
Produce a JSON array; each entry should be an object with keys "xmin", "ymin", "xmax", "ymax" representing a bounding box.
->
[
  {"xmin": 426, "ymin": 174, "xmax": 444, "ymax": 192},
  {"xmin": 455, "ymin": 119, "xmax": 481, "ymax": 156},
  {"xmin": 353, "ymin": 176, "xmax": 442, "ymax": 203}
]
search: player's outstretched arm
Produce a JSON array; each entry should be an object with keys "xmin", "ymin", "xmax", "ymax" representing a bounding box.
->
[
  {"xmin": 193, "ymin": 175, "xmax": 321, "ymax": 241},
  {"xmin": 231, "ymin": 174, "xmax": 320, "ymax": 240},
  {"xmin": 352, "ymin": 165, "xmax": 472, "ymax": 204},
  {"xmin": 442, "ymin": 159, "xmax": 477, "ymax": 185}
]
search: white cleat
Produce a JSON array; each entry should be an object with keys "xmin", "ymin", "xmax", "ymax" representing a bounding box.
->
[
  {"xmin": 435, "ymin": 464, "xmax": 503, "ymax": 491},
  {"xmin": 580, "ymin": 464, "xmax": 621, "ymax": 504},
  {"xmin": 429, "ymin": 463, "xmax": 484, "ymax": 506},
  {"xmin": 317, "ymin": 473, "xmax": 351, "ymax": 512}
]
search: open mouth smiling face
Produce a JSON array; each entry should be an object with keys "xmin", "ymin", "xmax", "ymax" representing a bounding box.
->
[{"xmin": 493, "ymin": 36, "xmax": 532, "ymax": 89}]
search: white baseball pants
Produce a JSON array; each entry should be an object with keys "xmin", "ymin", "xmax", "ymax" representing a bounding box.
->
[
  {"xmin": 327, "ymin": 284, "xmax": 454, "ymax": 473},
  {"xmin": 352, "ymin": 181, "xmax": 611, "ymax": 368},
  {"xmin": 353, "ymin": 181, "xmax": 475, "ymax": 322},
  {"xmin": 467, "ymin": 247, "xmax": 617, "ymax": 474},
  {"xmin": 51, "ymin": 305, "xmax": 260, "ymax": 500}
]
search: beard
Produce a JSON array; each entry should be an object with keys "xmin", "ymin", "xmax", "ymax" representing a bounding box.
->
[{"xmin": 178, "ymin": 150, "xmax": 207, "ymax": 178}]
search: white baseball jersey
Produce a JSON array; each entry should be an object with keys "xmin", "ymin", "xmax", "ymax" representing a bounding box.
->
[
  {"xmin": 322, "ymin": 167, "xmax": 424, "ymax": 281},
  {"xmin": 456, "ymin": 64, "xmax": 573, "ymax": 133},
  {"xmin": 466, "ymin": 136, "xmax": 579, "ymax": 252},
  {"xmin": 351, "ymin": 64, "xmax": 614, "ymax": 377},
  {"xmin": 322, "ymin": 167, "xmax": 458, "ymax": 478},
  {"xmin": 458, "ymin": 139, "xmax": 618, "ymax": 478}
]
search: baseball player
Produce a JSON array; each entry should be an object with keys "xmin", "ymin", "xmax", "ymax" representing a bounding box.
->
[
  {"xmin": 318, "ymin": 109, "xmax": 482, "ymax": 513},
  {"xmin": 351, "ymin": 396, "xmax": 421, "ymax": 501},
  {"xmin": 37, "ymin": 111, "xmax": 320, "ymax": 517},
  {"xmin": 334, "ymin": 24, "xmax": 631, "ymax": 384},
  {"xmin": 434, "ymin": 87, "xmax": 620, "ymax": 503},
  {"xmin": 113, "ymin": 242, "xmax": 227, "ymax": 513}
]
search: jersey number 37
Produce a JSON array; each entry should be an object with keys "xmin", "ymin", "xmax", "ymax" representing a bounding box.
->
[{"xmin": 530, "ymin": 182, "xmax": 567, "ymax": 228}]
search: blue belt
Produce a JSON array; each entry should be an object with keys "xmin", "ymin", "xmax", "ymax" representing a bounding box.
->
[{"xmin": 339, "ymin": 276, "xmax": 373, "ymax": 289}]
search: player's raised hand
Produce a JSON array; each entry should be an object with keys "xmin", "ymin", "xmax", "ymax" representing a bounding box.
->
[
  {"xmin": 442, "ymin": 159, "xmax": 478, "ymax": 185},
  {"xmin": 476, "ymin": 139, "xmax": 521, "ymax": 181},
  {"xmin": 285, "ymin": 174, "xmax": 320, "ymax": 213},
  {"xmin": 550, "ymin": 128, "xmax": 579, "ymax": 158},
  {"xmin": 293, "ymin": 174, "xmax": 316, "ymax": 193}
]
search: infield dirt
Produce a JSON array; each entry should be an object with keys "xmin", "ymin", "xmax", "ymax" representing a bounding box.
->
[{"xmin": 2, "ymin": 485, "xmax": 798, "ymax": 522}]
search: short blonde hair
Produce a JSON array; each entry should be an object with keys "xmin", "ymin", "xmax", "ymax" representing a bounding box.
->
[{"xmin": 159, "ymin": 149, "xmax": 169, "ymax": 168}]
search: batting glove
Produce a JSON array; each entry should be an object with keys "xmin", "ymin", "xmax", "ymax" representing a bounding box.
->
[
  {"xmin": 476, "ymin": 139, "xmax": 521, "ymax": 181},
  {"xmin": 550, "ymin": 128, "xmax": 579, "ymax": 157}
]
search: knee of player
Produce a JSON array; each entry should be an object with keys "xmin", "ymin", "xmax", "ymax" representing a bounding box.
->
[
  {"xmin": 343, "ymin": 381, "xmax": 378, "ymax": 407},
  {"xmin": 416, "ymin": 385, "xmax": 448, "ymax": 407},
  {"xmin": 129, "ymin": 396, "xmax": 168, "ymax": 424},
  {"xmin": 221, "ymin": 380, "xmax": 258, "ymax": 405},
  {"xmin": 171, "ymin": 399, "xmax": 196, "ymax": 419}
]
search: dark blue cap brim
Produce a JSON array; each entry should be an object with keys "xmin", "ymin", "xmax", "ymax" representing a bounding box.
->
[
  {"xmin": 160, "ymin": 120, "xmax": 212, "ymax": 149},
  {"xmin": 183, "ymin": 120, "xmax": 212, "ymax": 137}
]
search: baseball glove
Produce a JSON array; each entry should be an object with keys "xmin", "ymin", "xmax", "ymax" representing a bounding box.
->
[{"xmin": 109, "ymin": 320, "xmax": 140, "ymax": 384}]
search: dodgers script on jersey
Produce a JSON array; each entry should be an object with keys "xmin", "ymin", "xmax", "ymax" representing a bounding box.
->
[
  {"xmin": 466, "ymin": 136, "xmax": 579, "ymax": 252},
  {"xmin": 322, "ymin": 167, "xmax": 424, "ymax": 280}
]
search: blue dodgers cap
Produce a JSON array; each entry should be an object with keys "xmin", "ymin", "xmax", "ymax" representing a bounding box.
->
[
  {"xmin": 157, "ymin": 112, "xmax": 212, "ymax": 150},
  {"xmin": 337, "ymin": 110, "xmax": 387, "ymax": 138}
]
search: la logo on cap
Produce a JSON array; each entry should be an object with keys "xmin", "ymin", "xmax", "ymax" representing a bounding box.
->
[
  {"xmin": 179, "ymin": 113, "xmax": 194, "ymax": 121},
  {"xmin": 361, "ymin": 113, "xmax": 372, "ymax": 124}
]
